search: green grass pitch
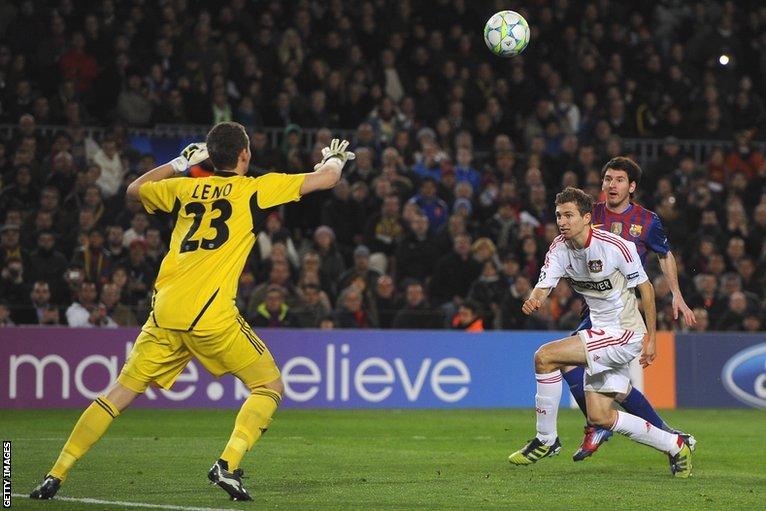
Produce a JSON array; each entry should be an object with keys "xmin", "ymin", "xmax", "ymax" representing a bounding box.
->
[{"xmin": 3, "ymin": 408, "xmax": 764, "ymax": 510}]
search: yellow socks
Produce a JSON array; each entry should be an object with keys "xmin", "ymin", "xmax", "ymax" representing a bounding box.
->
[
  {"xmin": 49, "ymin": 396, "xmax": 119, "ymax": 481},
  {"xmin": 220, "ymin": 389, "xmax": 281, "ymax": 470}
]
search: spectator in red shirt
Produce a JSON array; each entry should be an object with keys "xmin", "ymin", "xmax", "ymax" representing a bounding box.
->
[{"xmin": 59, "ymin": 32, "xmax": 98, "ymax": 93}]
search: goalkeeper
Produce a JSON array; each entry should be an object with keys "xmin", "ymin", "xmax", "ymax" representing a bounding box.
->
[{"xmin": 30, "ymin": 123, "xmax": 355, "ymax": 502}]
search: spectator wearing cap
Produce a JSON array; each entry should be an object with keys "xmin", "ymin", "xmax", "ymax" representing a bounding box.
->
[
  {"xmin": 311, "ymin": 225, "xmax": 346, "ymax": 295},
  {"xmin": 452, "ymin": 197, "xmax": 474, "ymax": 223},
  {"xmin": 338, "ymin": 245, "xmax": 382, "ymax": 294},
  {"xmin": 250, "ymin": 284, "xmax": 299, "ymax": 328},
  {"xmin": 407, "ymin": 178, "xmax": 449, "ymax": 234}
]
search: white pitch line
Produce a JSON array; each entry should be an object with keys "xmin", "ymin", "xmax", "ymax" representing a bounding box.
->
[{"xmin": 11, "ymin": 494, "xmax": 243, "ymax": 511}]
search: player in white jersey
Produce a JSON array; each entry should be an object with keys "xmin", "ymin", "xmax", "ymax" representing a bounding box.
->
[{"xmin": 507, "ymin": 187, "xmax": 692, "ymax": 477}]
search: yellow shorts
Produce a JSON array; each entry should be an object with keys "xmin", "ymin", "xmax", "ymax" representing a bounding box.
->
[{"xmin": 118, "ymin": 316, "xmax": 280, "ymax": 393}]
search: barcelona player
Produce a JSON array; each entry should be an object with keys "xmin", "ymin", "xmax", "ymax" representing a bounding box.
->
[
  {"xmin": 30, "ymin": 123, "xmax": 355, "ymax": 501},
  {"xmin": 567, "ymin": 156, "xmax": 696, "ymax": 460}
]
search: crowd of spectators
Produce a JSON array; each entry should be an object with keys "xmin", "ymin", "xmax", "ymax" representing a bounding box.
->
[{"xmin": 1, "ymin": 0, "xmax": 766, "ymax": 332}]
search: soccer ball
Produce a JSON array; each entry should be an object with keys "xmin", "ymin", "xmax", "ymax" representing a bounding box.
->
[{"xmin": 483, "ymin": 10, "xmax": 530, "ymax": 57}]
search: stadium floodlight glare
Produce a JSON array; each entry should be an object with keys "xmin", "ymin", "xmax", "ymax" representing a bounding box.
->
[{"xmin": 719, "ymin": 54, "xmax": 730, "ymax": 65}]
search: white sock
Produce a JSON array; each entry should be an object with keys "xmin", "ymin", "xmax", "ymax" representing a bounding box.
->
[
  {"xmin": 611, "ymin": 411, "xmax": 682, "ymax": 455},
  {"xmin": 534, "ymin": 371, "xmax": 562, "ymax": 446}
]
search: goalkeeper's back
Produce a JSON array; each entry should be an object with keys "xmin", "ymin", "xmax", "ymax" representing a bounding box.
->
[
  {"xmin": 140, "ymin": 171, "xmax": 306, "ymax": 331},
  {"xmin": 127, "ymin": 121, "xmax": 351, "ymax": 332}
]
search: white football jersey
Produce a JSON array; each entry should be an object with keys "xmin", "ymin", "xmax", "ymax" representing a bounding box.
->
[{"xmin": 536, "ymin": 228, "xmax": 649, "ymax": 332}]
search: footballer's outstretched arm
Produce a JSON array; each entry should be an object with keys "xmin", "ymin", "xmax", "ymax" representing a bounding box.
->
[
  {"xmin": 126, "ymin": 163, "xmax": 175, "ymax": 211},
  {"xmin": 636, "ymin": 279, "xmax": 657, "ymax": 367},
  {"xmin": 657, "ymin": 251, "xmax": 696, "ymax": 326},
  {"xmin": 299, "ymin": 159, "xmax": 344, "ymax": 194},
  {"xmin": 522, "ymin": 287, "xmax": 551, "ymax": 315},
  {"xmin": 300, "ymin": 138, "xmax": 355, "ymax": 195},
  {"xmin": 126, "ymin": 143, "xmax": 209, "ymax": 211}
]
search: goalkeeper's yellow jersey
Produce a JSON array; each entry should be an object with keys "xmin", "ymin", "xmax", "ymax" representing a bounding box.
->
[{"xmin": 139, "ymin": 171, "xmax": 306, "ymax": 331}]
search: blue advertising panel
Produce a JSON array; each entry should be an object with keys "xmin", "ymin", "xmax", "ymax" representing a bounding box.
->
[
  {"xmin": 675, "ymin": 333, "xmax": 766, "ymax": 408},
  {"xmin": 0, "ymin": 327, "xmax": 566, "ymax": 409}
]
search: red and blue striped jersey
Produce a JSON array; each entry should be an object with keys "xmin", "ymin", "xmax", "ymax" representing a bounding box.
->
[{"xmin": 592, "ymin": 202, "xmax": 670, "ymax": 266}]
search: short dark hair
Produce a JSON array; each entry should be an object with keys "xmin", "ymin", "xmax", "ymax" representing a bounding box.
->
[
  {"xmin": 555, "ymin": 186, "xmax": 593, "ymax": 217},
  {"xmin": 460, "ymin": 299, "xmax": 481, "ymax": 315},
  {"xmin": 206, "ymin": 122, "xmax": 248, "ymax": 170},
  {"xmin": 601, "ymin": 156, "xmax": 642, "ymax": 185}
]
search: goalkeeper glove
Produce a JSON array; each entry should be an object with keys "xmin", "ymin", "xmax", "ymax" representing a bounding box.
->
[
  {"xmin": 170, "ymin": 143, "xmax": 209, "ymax": 173},
  {"xmin": 314, "ymin": 138, "xmax": 356, "ymax": 170}
]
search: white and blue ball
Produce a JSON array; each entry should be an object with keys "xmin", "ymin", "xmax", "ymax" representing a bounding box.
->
[{"xmin": 483, "ymin": 10, "xmax": 530, "ymax": 57}]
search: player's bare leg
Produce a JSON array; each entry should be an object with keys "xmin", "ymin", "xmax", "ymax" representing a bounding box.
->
[
  {"xmin": 509, "ymin": 336, "xmax": 585, "ymax": 465},
  {"xmin": 30, "ymin": 381, "xmax": 141, "ymax": 499},
  {"xmin": 585, "ymin": 390, "xmax": 692, "ymax": 477},
  {"xmin": 209, "ymin": 366, "xmax": 284, "ymax": 501}
]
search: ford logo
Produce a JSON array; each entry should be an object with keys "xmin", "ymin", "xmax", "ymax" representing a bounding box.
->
[{"xmin": 721, "ymin": 344, "xmax": 766, "ymax": 408}]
